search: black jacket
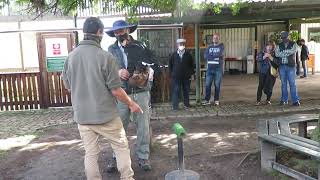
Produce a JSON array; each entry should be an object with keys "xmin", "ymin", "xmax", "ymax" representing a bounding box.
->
[
  {"xmin": 169, "ymin": 50, "xmax": 195, "ymax": 80},
  {"xmin": 277, "ymin": 41, "xmax": 296, "ymax": 67},
  {"xmin": 301, "ymin": 44, "xmax": 309, "ymax": 61},
  {"xmin": 108, "ymin": 39, "xmax": 160, "ymax": 94}
]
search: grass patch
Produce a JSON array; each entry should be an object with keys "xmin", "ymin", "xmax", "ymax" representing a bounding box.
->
[
  {"xmin": 277, "ymin": 149, "xmax": 318, "ymax": 179},
  {"xmin": 311, "ymin": 125, "xmax": 320, "ymax": 143},
  {"xmin": 0, "ymin": 150, "xmax": 8, "ymax": 158},
  {"xmin": 270, "ymin": 170, "xmax": 290, "ymax": 180},
  {"xmin": 290, "ymin": 158, "xmax": 318, "ymax": 178}
]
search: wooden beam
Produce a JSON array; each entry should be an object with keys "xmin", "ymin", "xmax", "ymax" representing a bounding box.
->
[
  {"xmin": 275, "ymin": 0, "xmax": 320, "ymax": 6},
  {"xmin": 161, "ymin": 10, "xmax": 320, "ymax": 25},
  {"xmin": 194, "ymin": 24, "xmax": 201, "ymax": 104},
  {"xmin": 18, "ymin": 21, "xmax": 25, "ymax": 71},
  {"xmin": 290, "ymin": 18, "xmax": 320, "ymax": 24}
]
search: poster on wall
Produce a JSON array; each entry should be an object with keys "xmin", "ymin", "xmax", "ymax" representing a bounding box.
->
[{"xmin": 45, "ymin": 38, "xmax": 68, "ymax": 72}]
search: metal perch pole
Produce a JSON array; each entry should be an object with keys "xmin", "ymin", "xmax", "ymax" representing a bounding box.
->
[{"xmin": 165, "ymin": 123, "xmax": 200, "ymax": 180}]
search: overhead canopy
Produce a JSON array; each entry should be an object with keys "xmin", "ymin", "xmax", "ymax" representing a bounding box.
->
[{"xmin": 141, "ymin": 0, "xmax": 320, "ymax": 25}]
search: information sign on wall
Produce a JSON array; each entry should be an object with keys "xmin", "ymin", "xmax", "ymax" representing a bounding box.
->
[{"xmin": 45, "ymin": 38, "xmax": 68, "ymax": 72}]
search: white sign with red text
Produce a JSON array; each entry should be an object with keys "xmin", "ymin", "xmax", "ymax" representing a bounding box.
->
[
  {"xmin": 45, "ymin": 38, "xmax": 68, "ymax": 72},
  {"xmin": 45, "ymin": 38, "xmax": 68, "ymax": 57}
]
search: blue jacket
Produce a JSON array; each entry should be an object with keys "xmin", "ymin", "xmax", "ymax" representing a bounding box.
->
[
  {"xmin": 204, "ymin": 43, "xmax": 224, "ymax": 68},
  {"xmin": 257, "ymin": 50, "xmax": 279, "ymax": 74}
]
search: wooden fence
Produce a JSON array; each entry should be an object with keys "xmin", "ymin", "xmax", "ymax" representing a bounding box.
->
[
  {"xmin": 0, "ymin": 72, "xmax": 42, "ymax": 110},
  {"xmin": 0, "ymin": 69, "xmax": 169, "ymax": 111},
  {"xmin": 0, "ymin": 72, "xmax": 72, "ymax": 111},
  {"xmin": 46, "ymin": 72, "xmax": 71, "ymax": 107}
]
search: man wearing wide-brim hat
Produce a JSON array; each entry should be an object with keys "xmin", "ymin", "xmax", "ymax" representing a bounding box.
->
[{"xmin": 106, "ymin": 19, "xmax": 154, "ymax": 172}]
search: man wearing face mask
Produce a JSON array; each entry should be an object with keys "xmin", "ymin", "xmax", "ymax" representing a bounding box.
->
[
  {"xmin": 169, "ymin": 39, "xmax": 195, "ymax": 110},
  {"xmin": 62, "ymin": 17, "xmax": 143, "ymax": 180},
  {"xmin": 203, "ymin": 33, "xmax": 224, "ymax": 106},
  {"xmin": 106, "ymin": 20, "xmax": 154, "ymax": 172},
  {"xmin": 275, "ymin": 31, "xmax": 300, "ymax": 106}
]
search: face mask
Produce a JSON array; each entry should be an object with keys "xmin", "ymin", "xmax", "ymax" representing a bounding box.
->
[
  {"xmin": 178, "ymin": 46, "xmax": 185, "ymax": 51},
  {"xmin": 97, "ymin": 35, "xmax": 103, "ymax": 44},
  {"xmin": 116, "ymin": 33, "xmax": 129, "ymax": 43},
  {"xmin": 282, "ymin": 38, "xmax": 289, "ymax": 43}
]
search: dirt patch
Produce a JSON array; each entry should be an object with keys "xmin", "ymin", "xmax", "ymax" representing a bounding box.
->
[{"xmin": 3, "ymin": 111, "xmax": 319, "ymax": 180}]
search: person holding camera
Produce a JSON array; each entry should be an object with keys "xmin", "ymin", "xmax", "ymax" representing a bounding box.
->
[{"xmin": 256, "ymin": 40, "xmax": 279, "ymax": 105}]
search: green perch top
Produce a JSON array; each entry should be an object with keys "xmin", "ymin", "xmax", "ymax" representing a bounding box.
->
[{"xmin": 172, "ymin": 123, "xmax": 186, "ymax": 138}]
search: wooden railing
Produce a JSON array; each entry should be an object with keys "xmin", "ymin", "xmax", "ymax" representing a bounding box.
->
[
  {"xmin": 46, "ymin": 72, "xmax": 71, "ymax": 107},
  {"xmin": 0, "ymin": 69, "xmax": 168, "ymax": 111},
  {"xmin": 0, "ymin": 72, "xmax": 42, "ymax": 110}
]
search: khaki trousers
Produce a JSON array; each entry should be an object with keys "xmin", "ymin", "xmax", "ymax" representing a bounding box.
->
[{"xmin": 78, "ymin": 117, "xmax": 134, "ymax": 180}]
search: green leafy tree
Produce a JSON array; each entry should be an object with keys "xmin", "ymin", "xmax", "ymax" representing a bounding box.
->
[{"xmin": 2, "ymin": 0, "xmax": 252, "ymax": 18}]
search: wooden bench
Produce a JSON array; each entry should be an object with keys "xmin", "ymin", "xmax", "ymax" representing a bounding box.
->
[{"xmin": 257, "ymin": 114, "xmax": 320, "ymax": 180}]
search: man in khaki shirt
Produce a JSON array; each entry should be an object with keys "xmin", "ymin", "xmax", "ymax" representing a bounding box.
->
[{"xmin": 62, "ymin": 17, "xmax": 142, "ymax": 180}]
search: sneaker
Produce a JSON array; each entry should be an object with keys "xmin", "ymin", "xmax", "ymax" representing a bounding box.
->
[
  {"xmin": 183, "ymin": 104, "xmax": 191, "ymax": 109},
  {"xmin": 266, "ymin": 101, "xmax": 271, "ymax": 105},
  {"xmin": 300, "ymin": 75, "xmax": 306, "ymax": 78},
  {"xmin": 138, "ymin": 159, "xmax": 152, "ymax": 171},
  {"xmin": 202, "ymin": 100, "xmax": 211, "ymax": 106},
  {"xmin": 172, "ymin": 107, "xmax": 179, "ymax": 111},
  {"xmin": 214, "ymin": 101, "xmax": 219, "ymax": 106},
  {"xmin": 292, "ymin": 101, "xmax": 300, "ymax": 106},
  {"xmin": 255, "ymin": 101, "xmax": 261, "ymax": 106},
  {"xmin": 106, "ymin": 158, "xmax": 118, "ymax": 173},
  {"xmin": 279, "ymin": 101, "xmax": 288, "ymax": 106}
]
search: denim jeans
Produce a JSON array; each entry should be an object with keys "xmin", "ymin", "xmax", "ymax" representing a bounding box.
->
[
  {"xmin": 205, "ymin": 65, "xmax": 223, "ymax": 101},
  {"xmin": 279, "ymin": 65, "xmax": 300, "ymax": 103},
  {"xmin": 171, "ymin": 78, "xmax": 191, "ymax": 109},
  {"xmin": 301, "ymin": 60, "xmax": 307, "ymax": 77},
  {"xmin": 117, "ymin": 91, "xmax": 150, "ymax": 160},
  {"xmin": 296, "ymin": 57, "xmax": 300, "ymax": 76}
]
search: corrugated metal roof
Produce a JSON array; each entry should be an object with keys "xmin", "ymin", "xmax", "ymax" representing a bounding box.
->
[
  {"xmin": 193, "ymin": 0, "xmax": 320, "ymax": 5},
  {"xmin": 193, "ymin": 0, "xmax": 284, "ymax": 4}
]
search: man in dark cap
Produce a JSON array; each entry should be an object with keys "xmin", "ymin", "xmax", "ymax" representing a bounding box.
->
[
  {"xmin": 275, "ymin": 31, "xmax": 300, "ymax": 106},
  {"xmin": 106, "ymin": 20, "xmax": 155, "ymax": 172},
  {"xmin": 62, "ymin": 17, "xmax": 142, "ymax": 180}
]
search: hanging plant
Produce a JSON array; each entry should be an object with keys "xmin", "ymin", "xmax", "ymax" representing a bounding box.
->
[{"xmin": 290, "ymin": 31, "xmax": 300, "ymax": 42}]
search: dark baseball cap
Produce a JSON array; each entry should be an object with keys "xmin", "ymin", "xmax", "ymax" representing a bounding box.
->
[
  {"xmin": 281, "ymin": 31, "xmax": 289, "ymax": 39},
  {"xmin": 83, "ymin": 17, "xmax": 104, "ymax": 34}
]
